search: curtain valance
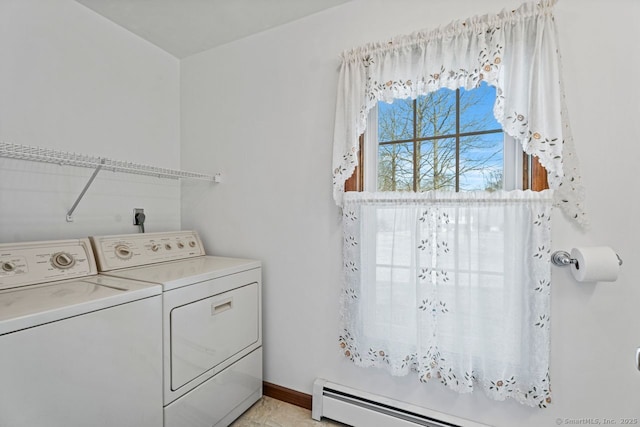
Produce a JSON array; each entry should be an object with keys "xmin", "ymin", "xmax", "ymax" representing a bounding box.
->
[{"xmin": 332, "ymin": 0, "xmax": 587, "ymax": 226}]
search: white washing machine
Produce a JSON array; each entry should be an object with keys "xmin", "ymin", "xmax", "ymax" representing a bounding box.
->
[
  {"xmin": 0, "ymin": 238, "xmax": 163, "ymax": 427},
  {"xmin": 90, "ymin": 230, "xmax": 262, "ymax": 427}
]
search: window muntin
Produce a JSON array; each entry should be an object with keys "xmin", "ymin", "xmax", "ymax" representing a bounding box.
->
[{"xmin": 375, "ymin": 82, "xmax": 504, "ymax": 193}]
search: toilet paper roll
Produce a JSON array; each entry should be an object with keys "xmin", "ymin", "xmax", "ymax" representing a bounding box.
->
[{"xmin": 570, "ymin": 246, "xmax": 620, "ymax": 282}]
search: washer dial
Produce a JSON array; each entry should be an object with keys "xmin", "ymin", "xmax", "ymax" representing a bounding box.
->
[
  {"xmin": 51, "ymin": 252, "xmax": 76, "ymax": 269},
  {"xmin": 1, "ymin": 261, "xmax": 16, "ymax": 272},
  {"xmin": 114, "ymin": 244, "xmax": 133, "ymax": 260}
]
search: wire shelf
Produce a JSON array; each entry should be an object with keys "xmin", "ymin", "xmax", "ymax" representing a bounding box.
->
[
  {"xmin": 0, "ymin": 142, "xmax": 214, "ymax": 181},
  {"xmin": 1, "ymin": 142, "xmax": 215, "ymax": 222}
]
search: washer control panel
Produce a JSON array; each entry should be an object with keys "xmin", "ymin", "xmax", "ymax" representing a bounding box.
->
[
  {"xmin": 0, "ymin": 239, "xmax": 97, "ymax": 290},
  {"xmin": 90, "ymin": 231, "xmax": 205, "ymax": 272}
]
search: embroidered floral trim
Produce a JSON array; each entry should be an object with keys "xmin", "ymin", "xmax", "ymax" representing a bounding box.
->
[{"xmin": 338, "ymin": 337, "xmax": 552, "ymax": 408}]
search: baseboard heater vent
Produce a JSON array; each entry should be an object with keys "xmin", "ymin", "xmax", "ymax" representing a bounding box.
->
[{"xmin": 311, "ymin": 379, "xmax": 492, "ymax": 427}]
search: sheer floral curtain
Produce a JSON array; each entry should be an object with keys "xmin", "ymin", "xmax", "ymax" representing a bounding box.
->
[
  {"xmin": 340, "ymin": 191, "xmax": 554, "ymax": 408},
  {"xmin": 332, "ymin": 0, "xmax": 583, "ymax": 408}
]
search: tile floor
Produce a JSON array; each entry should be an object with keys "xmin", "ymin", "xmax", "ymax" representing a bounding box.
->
[{"xmin": 230, "ymin": 396, "xmax": 347, "ymax": 427}]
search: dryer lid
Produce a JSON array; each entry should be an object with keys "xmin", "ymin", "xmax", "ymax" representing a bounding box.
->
[{"xmin": 99, "ymin": 256, "xmax": 261, "ymax": 291}]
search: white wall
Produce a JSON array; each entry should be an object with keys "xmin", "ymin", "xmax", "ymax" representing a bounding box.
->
[
  {"xmin": 181, "ymin": 0, "xmax": 640, "ymax": 426},
  {"xmin": 0, "ymin": 0, "xmax": 181, "ymax": 242}
]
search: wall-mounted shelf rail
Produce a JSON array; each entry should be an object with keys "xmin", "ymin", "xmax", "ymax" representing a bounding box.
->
[
  {"xmin": 0, "ymin": 142, "xmax": 214, "ymax": 180},
  {"xmin": 0, "ymin": 142, "xmax": 215, "ymax": 222}
]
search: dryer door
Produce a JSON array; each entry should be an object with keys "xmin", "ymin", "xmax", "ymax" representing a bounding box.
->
[{"xmin": 170, "ymin": 282, "xmax": 259, "ymax": 390}]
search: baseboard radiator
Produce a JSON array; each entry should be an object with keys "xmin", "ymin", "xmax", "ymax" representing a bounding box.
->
[{"xmin": 311, "ymin": 379, "xmax": 492, "ymax": 427}]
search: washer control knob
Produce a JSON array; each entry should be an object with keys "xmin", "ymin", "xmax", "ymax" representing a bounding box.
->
[
  {"xmin": 189, "ymin": 241, "xmax": 196, "ymax": 248},
  {"xmin": 1, "ymin": 262, "xmax": 16, "ymax": 272},
  {"xmin": 165, "ymin": 244, "xmax": 172, "ymax": 250},
  {"xmin": 151, "ymin": 244, "xmax": 160, "ymax": 252},
  {"xmin": 51, "ymin": 252, "xmax": 76, "ymax": 269},
  {"xmin": 177, "ymin": 242, "xmax": 184, "ymax": 249},
  {"xmin": 114, "ymin": 245, "xmax": 133, "ymax": 260}
]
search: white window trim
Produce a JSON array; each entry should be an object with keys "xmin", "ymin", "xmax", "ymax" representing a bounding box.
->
[{"xmin": 363, "ymin": 106, "xmax": 378, "ymax": 192}]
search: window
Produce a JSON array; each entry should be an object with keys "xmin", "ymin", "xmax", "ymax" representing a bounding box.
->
[
  {"xmin": 378, "ymin": 83, "xmax": 503, "ymax": 192},
  {"xmin": 345, "ymin": 83, "xmax": 548, "ymax": 194}
]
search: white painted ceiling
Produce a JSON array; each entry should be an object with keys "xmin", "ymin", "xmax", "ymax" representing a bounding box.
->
[{"xmin": 75, "ymin": 0, "xmax": 350, "ymax": 58}]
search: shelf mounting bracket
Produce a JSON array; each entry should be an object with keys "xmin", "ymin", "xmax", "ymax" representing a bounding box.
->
[{"xmin": 66, "ymin": 159, "xmax": 105, "ymax": 222}]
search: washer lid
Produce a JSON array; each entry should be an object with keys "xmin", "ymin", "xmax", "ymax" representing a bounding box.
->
[
  {"xmin": 0, "ymin": 275, "xmax": 161, "ymax": 335},
  {"xmin": 101, "ymin": 256, "xmax": 261, "ymax": 291}
]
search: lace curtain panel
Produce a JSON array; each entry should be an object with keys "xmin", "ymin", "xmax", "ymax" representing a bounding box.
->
[
  {"xmin": 340, "ymin": 190, "xmax": 554, "ymax": 408},
  {"xmin": 331, "ymin": 0, "xmax": 587, "ymax": 227}
]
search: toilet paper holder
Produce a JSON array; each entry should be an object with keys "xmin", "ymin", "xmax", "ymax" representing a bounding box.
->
[{"xmin": 551, "ymin": 250, "xmax": 623, "ymax": 269}]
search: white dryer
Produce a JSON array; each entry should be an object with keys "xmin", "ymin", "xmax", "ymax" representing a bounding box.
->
[
  {"xmin": 90, "ymin": 231, "xmax": 262, "ymax": 427},
  {"xmin": 0, "ymin": 238, "xmax": 163, "ymax": 427}
]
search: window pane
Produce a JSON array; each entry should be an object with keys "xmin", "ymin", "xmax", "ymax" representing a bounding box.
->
[
  {"xmin": 378, "ymin": 143, "xmax": 414, "ymax": 191},
  {"xmin": 459, "ymin": 82, "xmax": 501, "ymax": 134},
  {"xmin": 417, "ymin": 89, "xmax": 456, "ymax": 138},
  {"xmin": 458, "ymin": 134, "xmax": 504, "ymax": 191},
  {"xmin": 378, "ymin": 99, "xmax": 413, "ymax": 143},
  {"xmin": 418, "ymin": 138, "xmax": 456, "ymax": 191},
  {"xmin": 374, "ymin": 84, "xmax": 506, "ymax": 193}
]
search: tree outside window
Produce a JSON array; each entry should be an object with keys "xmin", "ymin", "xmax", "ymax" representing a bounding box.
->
[{"xmin": 377, "ymin": 82, "xmax": 504, "ymax": 192}]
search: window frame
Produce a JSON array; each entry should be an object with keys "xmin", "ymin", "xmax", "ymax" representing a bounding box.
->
[{"xmin": 344, "ymin": 89, "xmax": 549, "ymax": 193}]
